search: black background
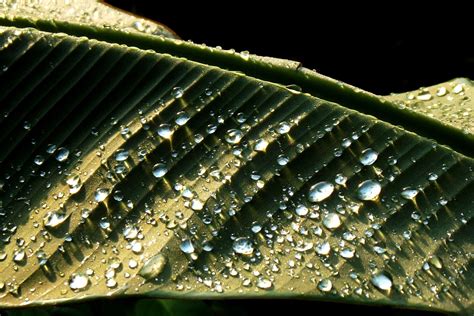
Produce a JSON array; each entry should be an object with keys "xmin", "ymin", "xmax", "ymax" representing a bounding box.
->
[{"xmin": 105, "ymin": 0, "xmax": 473, "ymax": 95}]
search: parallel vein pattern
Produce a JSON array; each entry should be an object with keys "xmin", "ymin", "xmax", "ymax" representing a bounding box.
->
[{"xmin": 0, "ymin": 28, "xmax": 472, "ymax": 314}]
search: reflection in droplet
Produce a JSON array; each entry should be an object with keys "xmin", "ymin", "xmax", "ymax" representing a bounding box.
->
[
  {"xmin": 308, "ymin": 181, "xmax": 334, "ymax": 202},
  {"xmin": 232, "ymin": 237, "xmax": 254, "ymax": 255},
  {"xmin": 357, "ymin": 180, "xmax": 381, "ymax": 201}
]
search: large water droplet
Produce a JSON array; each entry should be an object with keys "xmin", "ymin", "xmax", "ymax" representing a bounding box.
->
[
  {"xmin": 318, "ymin": 279, "xmax": 332, "ymax": 292},
  {"xmin": 180, "ymin": 239, "xmax": 195, "ymax": 254},
  {"xmin": 371, "ymin": 271, "xmax": 393, "ymax": 292},
  {"xmin": 152, "ymin": 163, "xmax": 168, "ymax": 178},
  {"xmin": 225, "ymin": 129, "xmax": 243, "ymax": 144},
  {"xmin": 277, "ymin": 121, "xmax": 290, "ymax": 134},
  {"xmin": 191, "ymin": 199, "xmax": 204, "ymax": 211},
  {"xmin": 69, "ymin": 273, "xmax": 89, "ymax": 291},
  {"xmin": 254, "ymin": 138, "xmax": 268, "ymax": 152},
  {"xmin": 340, "ymin": 248, "xmax": 355, "ymax": 259},
  {"xmin": 157, "ymin": 124, "xmax": 173, "ymax": 139},
  {"xmin": 13, "ymin": 249, "xmax": 25, "ymax": 263},
  {"xmin": 175, "ymin": 111, "xmax": 190, "ymax": 126},
  {"xmin": 308, "ymin": 181, "xmax": 334, "ymax": 202},
  {"xmin": 357, "ymin": 180, "xmax": 381, "ymax": 201},
  {"xmin": 322, "ymin": 213, "xmax": 341, "ymax": 229},
  {"xmin": 315, "ymin": 241, "xmax": 331, "ymax": 255},
  {"xmin": 232, "ymin": 237, "xmax": 254, "ymax": 255},
  {"xmin": 43, "ymin": 210, "xmax": 68, "ymax": 228},
  {"xmin": 400, "ymin": 188, "xmax": 419, "ymax": 200},
  {"xmin": 359, "ymin": 148, "xmax": 378, "ymax": 166},
  {"xmin": 115, "ymin": 149, "xmax": 129, "ymax": 161},
  {"xmin": 94, "ymin": 188, "xmax": 110, "ymax": 202},
  {"xmin": 295, "ymin": 204, "xmax": 309, "ymax": 217},
  {"xmin": 256, "ymin": 277, "xmax": 272, "ymax": 289},
  {"xmin": 139, "ymin": 253, "xmax": 167, "ymax": 279},
  {"xmin": 55, "ymin": 147, "xmax": 70, "ymax": 162}
]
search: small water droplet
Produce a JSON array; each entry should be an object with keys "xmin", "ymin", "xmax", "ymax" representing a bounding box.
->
[
  {"xmin": 152, "ymin": 163, "xmax": 168, "ymax": 178},
  {"xmin": 256, "ymin": 277, "xmax": 272, "ymax": 289},
  {"xmin": 277, "ymin": 155, "xmax": 289, "ymax": 166},
  {"xmin": 318, "ymin": 279, "xmax": 332, "ymax": 292},
  {"xmin": 322, "ymin": 213, "xmax": 341, "ymax": 229},
  {"xmin": 315, "ymin": 241, "xmax": 331, "ymax": 255},
  {"xmin": 99, "ymin": 217, "xmax": 110, "ymax": 229},
  {"xmin": 254, "ymin": 138, "xmax": 268, "ymax": 152},
  {"xmin": 357, "ymin": 180, "xmax": 381, "ymax": 201},
  {"xmin": 36, "ymin": 250, "xmax": 47, "ymax": 266},
  {"xmin": 55, "ymin": 147, "xmax": 70, "ymax": 162},
  {"xmin": 106, "ymin": 278, "xmax": 117, "ymax": 288},
  {"xmin": 225, "ymin": 129, "xmax": 243, "ymax": 144},
  {"xmin": 400, "ymin": 188, "xmax": 419, "ymax": 200},
  {"xmin": 172, "ymin": 86, "xmax": 184, "ymax": 99},
  {"xmin": 33, "ymin": 155, "xmax": 45, "ymax": 166},
  {"xmin": 43, "ymin": 210, "xmax": 68, "ymax": 228},
  {"xmin": 157, "ymin": 124, "xmax": 173, "ymax": 139},
  {"xmin": 180, "ymin": 239, "xmax": 195, "ymax": 254},
  {"xmin": 277, "ymin": 121, "xmax": 290, "ymax": 134},
  {"xmin": 191, "ymin": 199, "xmax": 204, "ymax": 211},
  {"xmin": 417, "ymin": 91, "xmax": 432, "ymax": 101},
  {"xmin": 232, "ymin": 237, "xmax": 254, "ymax": 255},
  {"xmin": 360, "ymin": 148, "xmax": 378, "ymax": 166},
  {"xmin": 69, "ymin": 273, "xmax": 89, "ymax": 291},
  {"xmin": 123, "ymin": 224, "xmax": 139, "ymax": 240},
  {"xmin": 175, "ymin": 111, "xmax": 190, "ymax": 126},
  {"xmin": 453, "ymin": 83, "xmax": 464, "ymax": 94},
  {"xmin": 371, "ymin": 271, "xmax": 393, "ymax": 292},
  {"xmin": 94, "ymin": 188, "xmax": 110, "ymax": 202},
  {"xmin": 436, "ymin": 87, "xmax": 447, "ymax": 96},
  {"xmin": 13, "ymin": 249, "xmax": 25, "ymax": 263},
  {"xmin": 139, "ymin": 253, "xmax": 167, "ymax": 279},
  {"xmin": 340, "ymin": 248, "xmax": 355, "ymax": 259},
  {"xmin": 115, "ymin": 149, "xmax": 129, "ymax": 161},
  {"xmin": 295, "ymin": 204, "xmax": 309, "ymax": 217},
  {"xmin": 308, "ymin": 181, "xmax": 334, "ymax": 202},
  {"xmin": 66, "ymin": 174, "xmax": 82, "ymax": 194}
]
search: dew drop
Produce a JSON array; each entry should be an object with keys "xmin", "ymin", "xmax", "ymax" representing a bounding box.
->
[
  {"xmin": 256, "ymin": 277, "xmax": 272, "ymax": 289},
  {"xmin": 318, "ymin": 279, "xmax": 332, "ymax": 292},
  {"xmin": 66, "ymin": 174, "xmax": 82, "ymax": 194},
  {"xmin": 175, "ymin": 111, "xmax": 190, "ymax": 126},
  {"xmin": 277, "ymin": 155, "xmax": 289, "ymax": 166},
  {"xmin": 254, "ymin": 138, "xmax": 268, "ymax": 152},
  {"xmin": 277, "ymin": 121, "xmax": 290, "ymax": 134},
  {"xmin": 152, "ymin": 163, "xmax": 168, "ymax": 178},
  {"xmin": 69, "ymin": 273, "xmax": 89, "ymax": 291},
  {"xmin": 33, "ymin": 155, "xmax": 45, "ymax": 166},
  {"xmin": 359, "ymin": 148, "xmax": 378, "ymax": 166},
  {"xmin": 94, "ymin": 188, "xmax": 109, "ymax": 202},
  {"xmin": 157, "ymin": 124, "xmax": 173, "ymax": 139},
  {"xmin": 115, "ymin": 149, "xmax": 129, "ymax": 162},
  {"xmin": 225, "ymin": 129, "xmax": 243, "ymax": 144},
  {"xmin": 180, "ymin": 239, "xmax": 195, "ymax": 254},
  {"xmin": 36, "ymin": 250, "xmax": 47, "ymax": 266},
  {"xmin": 172, "ymin": 86, "xmax": 184, "ymax": 99},
  {"xmin": 322, "ymin": 213, "xmax": 341, "ymax": 229},
  {"xmin": 139, "ymin": 253, "xmax": 167, "ymax": 279},
  {"xmin": 357, "ymin": 180, "xmax": 381, "ymax": 201},
  {"xmin": 371, "ymin": 271, "xmax": 393, "ymax": 292},
  {"xmin": 191, "ymin": 199, "xmax": 204, "ymax": 211},
  {"xmin": 308, "ymin": 181, "xmax": 334, "ymax": 202},
  {"xmin": 340, "ymin": 248, "xmax": 355, "ymax": 259},
  {"xmin": 400, "ymin": 188, "xmax": 419, "ymax": 200},
  {"xmin": 55, "ymin": 147, "xmax": 70, "ymax": 162},
  {"xmin": 43, "ymin": 210, "xmax": 68, "ymax": 228},
  {"xmin": 232, "ymin": 237, "xmax": 254, "ymax": 255},
  {"xmin": 295, "ymin": 204, "xmax": 309, "ymax": 217},
  {"xmin": 13, "ymin": 249, "xmax": 25, "ymax": 263},
  {"xmin": 315, "ymin": 241, "xmax": 331, "ymax": 255}
]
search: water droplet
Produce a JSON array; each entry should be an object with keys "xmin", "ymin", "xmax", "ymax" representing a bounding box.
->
[
  {"xmin": 429, "ymin": 256, "xmax": 443, "ymax": 269},
  {"xmin": 66, "ymin": 174, "xmax": 82, "ymax": 194},
  {"xmin": 417, "ymin": 91, "xmax": 432, "ymax": 101},
  {"xmin": 123, "ymin": 224, "xmax": 139, "ymax": 240},
  {"xmin": 318, "ymin": 279, "xmax": 332, "ymax": 292},
  {"xmin": 256, "ymin": 277, "xmax": 272, "ymax": 289},
  {"xmin": 357, "ymin": 180, "xmax": 381, "ymax": 201},
  {"xmin": 427, "ymin": 173, "xmax": 438, "ymax": 181},
  {"xmin": 295, "ymin": 204, "xmax": 309, "ymax": 217},
  {"xmin": 335, "ymin": 173, "xmax": 347, "ymax": 185},
  {"xmin": 453, "ymin": 83, "xmax": 464, "ymax": 94},
  {"xmin": 277, "ymin": 155, "xmax": 289, "ymax": 166},
  {"xmin": 115, "ymin": 149, "xmax": 129, "ymax": 161},
  {"xmin": 36, "ymin": 250, "xmax": 47, "ymax": 266},
  {"xmin": 436, "ymin": 87, "xmax": 447, "ymax": 96},
  {"xmin": 69, "ymin": 273, "xmax": 89, "ymax": 291},
  {"xmin": 340, "ymin": 248, "xmax": 355, "ymax": 259},
  {"xmin": 191, "ymin": 199, "xmax": 204, "ymax": 211},
  {"xmin": 43, "ymin": 210, "xmax": 68, "ymax": 228},
  {"xmin": 81, "ymin": 208, "xmax": 91, "ymax": 219},
  {"xmin": 99, "ymin": 217, "xmax": 110, "ymax": 229},
  {"xmin": 308, "ymin": 181, "xmax": 334, "ymax": 202},
  {"xmin": 13, "ymin": 249, "xmax": 25, "ymax": 263},
  {"xmin": 157, "ymin": 124, "xmax": 173, "ymax": 139},
  {"xmin": 371, "ymin": 271, "xmax": 393, "ymax": 292},
  {"xmin": 322, "ymin": 213, "xmax": 341, "ymax": 229},
  {"xmin": 128, "ymin": 259, "xmax": 138, "ymax": 269},
  {"xmin": 172, "ymin": 86, "xmax": 184, "ymax": 99},
  {"xmin": 315, "ymin": 241, "xmax": 331, "ymax": 255},
  {"xmin": 94, "ymin": 188, "xmax": 110, "ymax": 202},
  {"xmin": 175, "ymin": 111, "xmax": 190, "ymax": 126},
  {"xmin": 225, "ymin": 129, "xmax": 243, "ymax": 144},
  {"xmin": 180, "ymin": 239, "xmax": 195, "ymax": 254},
  {"xmin": 254, "ymin": 138, "xmax": 268, "ymax": 152},
  {"xmin": 55, "ymin": 147, "xmax": 70, "ymax": 162},
  {"xmin": 360, "ymin": 148, "xmax": 378, "ymax": 166},
  {"xmin": 106, "ymin": 278, "xmax": 117, "ymax": 288},
  {"xmin": 277, "ymin": 121, "xmax": 290, "ymax": 134},
  {"xmin": 152, "ymin": 163, "xmax": 168, "ymax": 178},
  {"xmin": 33, "ymin": 155, "xmax": 45, "ymax": 166},
  {"xmin": 139, "ymin": 253, "xmax": 167, "ymax": 279},
  {"xmin": 232, "ymin": 237, "xmax": 254, "ymax": 255},
  {"xmin": 400, "ymin": 188, "xmax": 419, "ymax": 200}
]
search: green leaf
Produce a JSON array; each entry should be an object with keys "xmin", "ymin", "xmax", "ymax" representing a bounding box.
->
[{"xmin": 0, "ymin": 4, "xmax": 472, "ymax": 315}]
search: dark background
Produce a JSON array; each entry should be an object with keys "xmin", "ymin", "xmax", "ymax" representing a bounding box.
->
[{"xmin": 105, "ymin": 0, "xmax": 473, "ymax": 95}]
